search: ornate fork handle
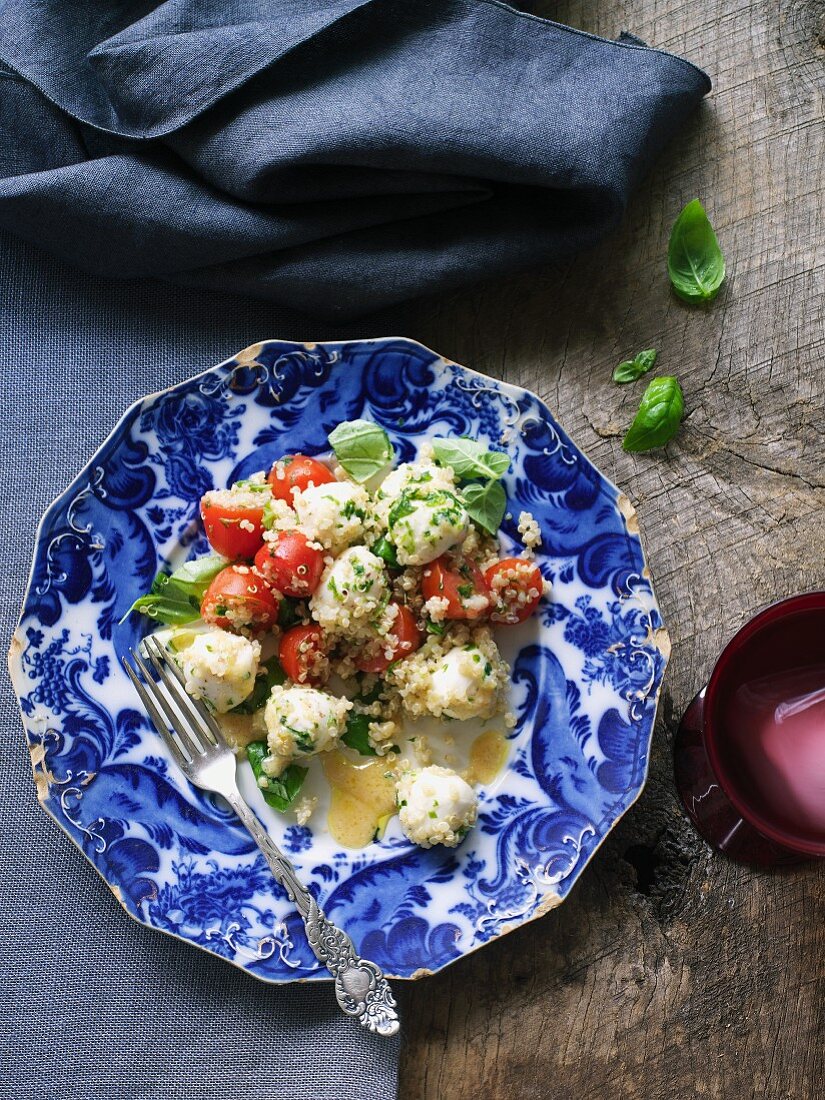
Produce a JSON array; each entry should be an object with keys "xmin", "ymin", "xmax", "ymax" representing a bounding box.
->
[{"xmin": 226, "ymin": 791, "xmax": 399, "ymax": 1037}]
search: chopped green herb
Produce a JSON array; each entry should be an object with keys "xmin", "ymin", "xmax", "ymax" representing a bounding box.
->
[
  {"xmin": 261, "ymin": 498, "xmax": 280, "ymax": 530},
  {"xmin": 232, "ymin": 478, "xmax": 271, "ymax": 492}
]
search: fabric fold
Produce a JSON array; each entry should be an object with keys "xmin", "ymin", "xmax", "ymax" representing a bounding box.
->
[{"xmin": 0, "ymin": 0, "xmax": 711, "ymax": 318}]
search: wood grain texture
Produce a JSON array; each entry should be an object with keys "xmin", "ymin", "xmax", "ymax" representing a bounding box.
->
[{"xmin": 391, "ymin": 1, "xmax": 825, "ymax": 1096}]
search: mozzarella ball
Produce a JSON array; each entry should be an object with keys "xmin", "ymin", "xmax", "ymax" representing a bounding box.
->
[
  {"xmin": 390, "ymin": 627, "xmax": 508, "ymax": 721},
  {"xmin": 396, "ymin": 765, "xmax": 478, "ymax": 848},
  {"xmin": 427, "ymin": 643, "xmax": 501, "ymax": 720},
  {"xmin": 179, "ymin": 629, "xmax": 261, "ymax": 714},
  {"xmin": 372, "ymin": 460, "xmax": 456, "ymax": 525},
  {"xmin": 309, "ymin": 546, "xmax": 389, "ymax": 635},
  {"xmin": 292, "ymin": 480, "xmax": 368, "ymax": 553},
  {"xmin": 264, "ymin": 684, "xmax": 352, "ymax": 766},
  {"xmin": 388, "ymin": 488, "xmax": 469, "ymax": 566}
]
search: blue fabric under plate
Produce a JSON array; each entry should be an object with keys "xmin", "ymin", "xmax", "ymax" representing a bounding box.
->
[
  {"xmin": 0, "ymin": 0, "xmax": 709, "ymax": 319},
  {"xmin": 0, "ymin": 228, "xmax": 400, "ymax": 1100}
]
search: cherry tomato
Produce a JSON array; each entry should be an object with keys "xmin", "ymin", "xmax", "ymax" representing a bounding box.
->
[
  {"xmin": 254, "ymin": 532, "xmax": 325, "ymax": 598},
  {"xmin": 268, "ymin": 454, "xmax": 335, "ymax": 503},
  {"xmin": 357, "ymin": 604, "xmax": 422, "ymax": 673},
  {"xmin": 200, "ymin": 565, "xmax": 280, "ymax": 632},
  {"xmin": 200, "ymin": 498, "xmax": 265, "ymax": 560},
  {"xmin": 484, "ymin": 558, "xmax": 544, "ymax": 625},
  {"xmin": 421, "ymin": 555, "xmax": 490, "ymax": 620},
  {"xmin": 279, "ymin": 624, "xmax": 329, "ymax": 686}
]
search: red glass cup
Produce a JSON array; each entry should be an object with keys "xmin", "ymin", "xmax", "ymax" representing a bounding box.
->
[{"xmin": 674, "ymin": 592, "xmax": 825, "ymax": 866}]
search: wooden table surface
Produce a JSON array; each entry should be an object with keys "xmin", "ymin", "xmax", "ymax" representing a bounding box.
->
[{"xmin": 392, "ymin": 1, "xmax": 825, "ymax": 1096}]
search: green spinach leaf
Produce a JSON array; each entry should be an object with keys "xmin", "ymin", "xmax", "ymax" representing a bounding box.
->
[
  {"xmin": 328, "ymin": 419, "xmax": 394, "ymax": 482},
  {"xmin": 668, "ymin": 200, "xmax": 725, "ymax": 303},
  {"xmin": 623, "ymin": 376, "xmax": 685, "ymax": 452}
]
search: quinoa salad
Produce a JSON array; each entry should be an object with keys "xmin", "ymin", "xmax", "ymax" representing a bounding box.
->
[{"xmin": 127, "ymin": 421, "xmax": 550, "ymax": 851}]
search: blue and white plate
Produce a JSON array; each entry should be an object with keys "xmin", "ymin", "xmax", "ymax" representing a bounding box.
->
[{"xmin": 8, "ymin": 338, "xmax": 669, "ymax": 981}]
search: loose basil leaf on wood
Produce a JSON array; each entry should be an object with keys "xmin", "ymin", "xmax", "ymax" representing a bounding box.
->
[
  {"xmin": 622, "ymin": 376, "xmax": 685, "ymax": 452},
  {"xmin": 121, "ymin": 552, "xmax": 227, "ymax": 624},
  {"xmin": 613, "ymin": 348, "xmax": 657, "ymax": 384},
  {"xmin": 462, "ymin": 479, "xmax": 507, "ymax": 534},
  {"xmin": 246, "ymin": 740, "xmax": 307, "ymax": 811},
  {"xmin": 668, "ymin": 200, "xmax": 726, "ymax": 303},
  {"xmin": 432, "ymin": 437, "xmax": 510, "ymax": 481},
  {"xmin": 328, "ymin": 419, "xmax": 394, "ymax": 482}
]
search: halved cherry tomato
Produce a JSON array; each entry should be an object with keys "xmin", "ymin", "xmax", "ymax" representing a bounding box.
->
[
  {"xmin": 254, "ymin": 532, "xmax": 325, "ymax": 598},
  {"xmin": 421, "ymin": 555, "xmax": 490, "ymax": 620},
  {"xmin": 484, "ymin": 558, "xmax": 544, "ymax": 625},
  {"xmin": 268, "ymin": 454, "xmax": 335, "ymax": 503},
  {"xmin": 200, "ymin": 498, "xmax": 265, "ymax": 560},
  {"xmin": 357, "ymin": 603, "xmax": 422, "ymax": 673},
  {"xmin": 200, "ymin": 565, "xmax": 280, "ymax": 632},
  {"xmin": 279, "ymin": 624, "xmax": 329, "ymax": 686}
]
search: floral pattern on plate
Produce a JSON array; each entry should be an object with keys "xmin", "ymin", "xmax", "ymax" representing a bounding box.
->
[{"xmin": 9, "ymin": 338, "xmax": 669, "ymax": 981}]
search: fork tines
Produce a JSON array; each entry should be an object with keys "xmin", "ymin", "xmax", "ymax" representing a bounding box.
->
[{"xmin": 121, "ymin": 636, "xmax": 223, "ymax": 767}]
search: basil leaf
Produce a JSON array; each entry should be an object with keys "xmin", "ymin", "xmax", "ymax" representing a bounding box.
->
[
  {"xmin": 371, "ymin": 535, "xmax": 399, "ymax": 568},
  {"xmin": 230, "ymin": 657, "xmax": 285, "ymax": 714},
  {"xmin": 668, "ymin": 200, "xmax": 725, "ymax": 303},
  {"xmin": 328, "ymin": 419, "xmax": 394, "ymax": 482},
  {"xmin": 622, "ymin": 376, "xmax": 685, "ymax": 452},
  {"xmin": 613, "ymin": 349, "xmax": 657, "ymax": 385},
  {"xmin": 123, "ymin": 591, "xmax": 202, "ymax": 625},
  {"xmin": 246, "ymin": 740, "xmax": 307, "ymax": 812},
  {"xmin": 277, "ymin": 597, "xmax": 302, "ymax": 629},
  {"xmin": 261, "ymin": 498, "xmax": 279, "ymax": 530},
  {"xmin": 341, "ymin": 712, "xmax": 377, "ymax": 756},
  {"xmin": 432, "ymin": 437, "xmax": 510, "ymax": 481},
  {"xmin": 121, "ymin": 552, "xmax": 227, "ymax": 624},
  {"xmin": 169, "ymin": 552, "xmax": 229, "ymax": 589},
  {"xmin": 357, "ymin": 678, "xmax": 384, "ymax": 706},
  {"xmin": 462, "ymin": 480, "xmax": 507, "ymax": 534}
]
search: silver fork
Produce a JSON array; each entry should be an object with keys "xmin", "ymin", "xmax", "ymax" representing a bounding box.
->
[{"xmin": 122, "ymin": 635, "xmax": 399, "ymax": 1037}]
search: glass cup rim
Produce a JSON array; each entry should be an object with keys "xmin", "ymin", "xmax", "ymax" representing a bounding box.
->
[{"xmin": 703, "ymin": 590, "xmax": 825, "ymax": 856}]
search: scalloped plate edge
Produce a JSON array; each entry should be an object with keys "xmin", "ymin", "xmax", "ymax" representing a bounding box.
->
[{"xmin": 7, "ymin": 336, "xmax": 671, "ymax": 983}]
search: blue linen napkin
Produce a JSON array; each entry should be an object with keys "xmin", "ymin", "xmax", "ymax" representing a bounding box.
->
[
  {"xmin": 0, "ymin": 0, "xmax": 709, "ymax": 319},
  {"xmin": 0, "ymin": 228, "xmax": 400, "ymax": 1100}
]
